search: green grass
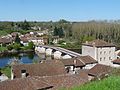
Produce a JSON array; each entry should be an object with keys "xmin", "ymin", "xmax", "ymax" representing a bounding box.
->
[
  {"xmin": 68, "ymin": 76, "xmax": 120, "ymax": 90},
  {"xmin": 0, "ymin": 46, "xmax": 8, "ymax": 51},
  {"xmin": 0, "ymin": 66, "xmax": 11, "ymax": 78},
  {"xmin": 0, "ymin": 30, "xmax": 8, "ymax": 36}
]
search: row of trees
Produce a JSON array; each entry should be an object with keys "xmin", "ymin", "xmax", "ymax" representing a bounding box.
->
[
  {"xmin": 71, "ymin": 22, "xmax": 120, "ymax": 45},
  {"xmin": 1, "ymin": 19, "xmax": 120, "ymax": 46}
]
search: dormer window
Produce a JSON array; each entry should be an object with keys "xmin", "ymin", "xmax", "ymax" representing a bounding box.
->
[
  {"xmin": 21, "ymin": 70, "xmax": 26, "ymax": 78},
  {"xmin": 21, "ymin": 70, "xmax": 26, "ymax": 73}
]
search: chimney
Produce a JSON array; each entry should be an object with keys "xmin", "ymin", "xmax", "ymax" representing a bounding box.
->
[{"xmin": 74, "ymin": 60, "xmax": 77, "ymax": 65}]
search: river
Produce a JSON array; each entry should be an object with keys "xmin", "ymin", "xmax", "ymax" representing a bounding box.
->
[{"xmin": 0, "ymin": 49, "xmax": 80, "ymax": 68}]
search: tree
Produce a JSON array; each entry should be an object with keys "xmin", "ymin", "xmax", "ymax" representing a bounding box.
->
[
  {"xmin": 53, "ymin": 26, "xmax": 64, "ymax": 38},
  {"xmin": 15, "ymin": 34, "xmax": 21, "ymax": 44},
  {"xmin": 13, "ymin": 43, "xmax": 21, "ymax": 51},
  {"xmin": 20, "ymin": 20, "xmax": 31, "ymax": 30},
  {"xmin": 27, "ymin": 42, "xmax": 35, "ymax": 50}
]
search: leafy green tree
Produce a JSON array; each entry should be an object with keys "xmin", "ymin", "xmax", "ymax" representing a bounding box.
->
[
  {"xmin": 15, "ymin": 34, "xmax": 21, "ymax": 44},
  {"xmin": 20, "ymin": 20, "xmax": 31, "ymax": 30},
  {"xmin": 53, "ymin": 26, "xmax": 64, "ymax": 38},
  {"xmin": 27, "ymin": 42, "xmax": 35, "ymax": 50},
  {"xmin": 7, "ymin": 44, "xmax": 13, "ymax": 50},
  {"xmin": 13, "ymin": 43, "xmax": 21, "ymax": 51}
]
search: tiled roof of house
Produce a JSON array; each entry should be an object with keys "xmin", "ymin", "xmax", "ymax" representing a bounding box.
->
[
  {"xmin": 82, "ymin": 40, "xmax": 115, "ymax": 47},
  {"xmin": 12, "ymin": 60, "xmax": 66, "ymax": 78},
  {"xmin": 117, "ymin": 52, "xmax": 120, "ymax": 56},
  {"xmin": 88, "ymin": 64, "xmax": 111, "ymax": 77},
  {"xmin": 60, "ymin": 58, "xmax": 85, "ymax": 67},
  {"xmin": 0, "ymin": 37, "xmax": 13, "ymax": 44},
  {"xmin": 112, "ymin": 59, "xmax": 120, "ymax": 65},
  {"xmin": 20, "ymin": 37, "xmax": 29, "ymax": 43},
  {"xmin": 0, "ymin": 72, "xmax": 88, "ymax": 90},
  {"xmin": 0, "ymin": 77, "xmax": 52, "ymax": 90},
  {"xmin": 37, "ymin": 73, "xmax": 88, "ymax": 90},
  {"xmin": 77, "ymin": 55, "xmax": 98, "ymax": 64}
]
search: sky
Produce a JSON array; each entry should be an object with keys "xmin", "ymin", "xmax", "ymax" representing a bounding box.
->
[{"xmin": 0, "ymin": 0, "xmax": 120, "ymax": 21}]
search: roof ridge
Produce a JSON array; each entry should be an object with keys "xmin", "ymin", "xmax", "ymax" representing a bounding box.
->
[{"xmin": 76, "ymin": 57, "xmax": 86, "ymax": 65}]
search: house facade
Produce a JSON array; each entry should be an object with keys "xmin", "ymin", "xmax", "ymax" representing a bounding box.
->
[{"xmin": 82, "ymin": 40, "xmax": 116, "ymax": 66}]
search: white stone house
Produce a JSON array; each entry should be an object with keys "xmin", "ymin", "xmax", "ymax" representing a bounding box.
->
[{"xmin": 82, "ymin": 40, "xmax": 116, "ymax": 66}]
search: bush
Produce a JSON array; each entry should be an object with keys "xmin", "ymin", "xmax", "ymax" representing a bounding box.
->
[
  {"xmin": 27, "ymin": 42, "xmax": 35, "ymax": 50},
  {"xmin": 13, "ymin": 43, "xmax": 21, "ymax": 50},
  {"xmin": 7, "ymin": 44, "xmax": 13, "ymax": 50}
]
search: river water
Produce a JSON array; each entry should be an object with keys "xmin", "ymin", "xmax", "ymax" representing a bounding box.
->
[{"xmin": 0, "ymin": 49, "xmax": 80, "ymax": 68}]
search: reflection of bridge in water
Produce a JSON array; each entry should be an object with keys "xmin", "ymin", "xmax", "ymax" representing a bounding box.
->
[{"xmin": 35, "ymin": 45, "xmax": 81, "ymax": 59}]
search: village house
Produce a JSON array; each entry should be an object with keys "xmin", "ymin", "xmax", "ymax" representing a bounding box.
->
[
  {"xmin": 0, "ymin": 72, "xmax": 8, "ymax": 82},
  {"xmin": 52, "ymin": 36, "xmax": 60, "ymax": 44},
  {"xmin": 112, "ymin": 59, "xmax": 120, "ymax": 67},
  {"xmin": 60, "ymin": 58, "xmax": 85, "ymax": 74},
  {"xmin": 59, "ymin": 55, "xmax": 97, "ymax": 74},
  {"xmin": 20, "ymin": 36, "xmax": 29, "ymax": 46},
  {"xmin": 29, "ymin": 36, "xmax": 48, "ymax": 45},
  {"xmin": 88, "ymin": 64, "xmax": 111, "ymax": 80},
  {"xmin": 82, "ymin": 40, "xmax": 116, "ymax": 66},
  {"xmin": 0, "ymin": 72, "xmax": 88, "ymax": 90},
  {"xmin": 0, "ymin": 76, "xmax": 53, "ymax": 90},
  {"xmin": 115, "ymin": 50, "xmax": 120, "ymax": 59},
  {"xmin": 11, "ymin": 60, "xmax": 66, "ymax": 79},
  {"xmin": 0, "ymin": 37, "xmax": 13, "ymax": 46},
  {"xmin": 77, "ymin": 55, "xmax": 98, "ymax": 69}
]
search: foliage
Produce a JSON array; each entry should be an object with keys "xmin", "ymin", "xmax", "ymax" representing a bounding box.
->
[
  {"xmin": 7, "ymin": 44, "xmax": 13, "ymax": 50},
  {"xmin": 15, "ymin": 34, "xmax": 21, "ymax": 44},
  {"xmin": 20, "ymin": 20, "xmax": 31, "ymax": 30},
  {"xmin": 27, "ymin": 41, "xmax": 35, "ymax": 50},
  {"xmin": 0, "ymin": 46, "xmax": 8, "ymax": 51},
  {"xmin": 0, "ymin": 66, "xmax": 11, "ymax": 78},
  {"xmin": 58, "ymin": 40, "xmax": 66, "ymax": 44},
  {"xmin": 59, "ymin": 42, "xmax": 81, "ymax": 49},
  {"xmin": 53, "ymin": 26, "xmax": 64, "ymax": 38},
  {"xmin": 68, "ymin": 76, "xmax": 120, "ymax": 90},
  {"xmin": 13, "ymin": 43, "xmax": 21, "ymax": 50}
]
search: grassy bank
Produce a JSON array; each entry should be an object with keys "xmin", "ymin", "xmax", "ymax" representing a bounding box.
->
[
  {"xmin": 68, "ymin": 76, "xmax": 120, "ymax": 90},
  {"xmin": 0, "ymin": 66, "xmax": 11, "ymax": 78}
]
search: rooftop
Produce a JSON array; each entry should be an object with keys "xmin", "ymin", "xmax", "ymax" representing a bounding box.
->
[
  {"xmin": 88, "ymin": 64, "xmax": 111, "ymax": 77},
  {"xmin": 12, "ymin": 60, "xmax": 66, "ymax": 78},
  {"xmin": 112, "ymin": 59, "xmax": 120, "ymax": 65},
  {"xmin": 0, "ymin": 73, "xmax": 88, "ymax": 90},
  {"xmin": 82, "ymin": 40, "xmax": 115, "ymax": 47}
]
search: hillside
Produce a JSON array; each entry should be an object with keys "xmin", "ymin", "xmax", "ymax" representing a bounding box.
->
[{"xmin": 69, "ymin": 76, "xmax": 120, "ymax": 90}]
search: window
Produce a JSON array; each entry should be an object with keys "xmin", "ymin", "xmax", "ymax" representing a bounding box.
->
[
  {"xmin": 100, "ymin": 58, "xmax": 102, "ymax": 61},
  {"xmin": 109, "ymin": 51, "xmax": 111, "ymax": 54},
  {"xmin": 104, "ymin": 51, "xmax": 106, "ymax": 54},
  {"xmin": 109, "ymin": 57, "xmax": 111, "ymax": 60},
  {"xmin": 100, "ymin": 51, "xmax": 102, "ymax": 54},
  {"xmin": 21, "ymin": 70, "xmax": 26, "ymax": 73},
  {"xmin": 104, "ymin": 57, "xmax": 106, "ymax": 60}
]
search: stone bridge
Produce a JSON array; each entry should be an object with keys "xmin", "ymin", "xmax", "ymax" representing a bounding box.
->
[{"xmin": 35, "ymin": 45, "xmax": 81, "ymax": 59}]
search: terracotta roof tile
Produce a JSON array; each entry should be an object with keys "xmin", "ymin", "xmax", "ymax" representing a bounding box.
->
[
  {"xmin": 60, "ymin": 58, "xmax": 85, "ymax": 67},
  {"xmin": 12, "ymin": 60, "xmax": 66, "ymax": 78},
  {"xmin": 82, "ymin": 40, "xmax": 115, "ymax": 47},
  {"xmin": 88, "ymin": 64, "xmax": 111, "ymax": 77},
  {"xmin": 77, "ymin": 55, "xmax": 98, "ymax": 64},
  {"xmin": 0, "ymin": 77, "xmax": 52, "ymax": 90},
  {"xmin": 112, "ymin": 59, "xmax": 120, "ymax": 65}
]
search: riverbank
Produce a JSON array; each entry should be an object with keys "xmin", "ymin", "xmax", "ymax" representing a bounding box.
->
[{"xmin": 0, "ymin": 49, "xmax": 34, "ymax": 57}]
